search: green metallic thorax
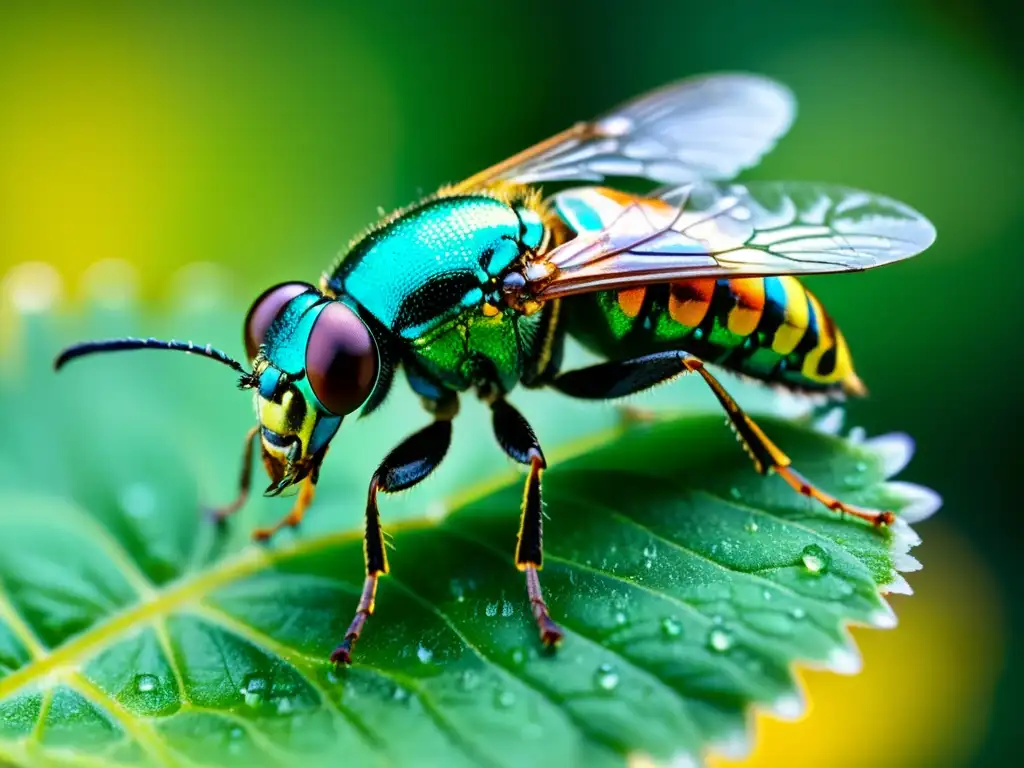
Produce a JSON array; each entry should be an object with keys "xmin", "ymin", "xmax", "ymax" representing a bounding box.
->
[{"xmin": 324, "ymin": 192, "xmax": 547, "ymax": 399}]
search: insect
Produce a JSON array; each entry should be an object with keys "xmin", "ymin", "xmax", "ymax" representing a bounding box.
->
[{"xmin": 55, "ymin": 73, "xmax": 936, "ymax": 664}]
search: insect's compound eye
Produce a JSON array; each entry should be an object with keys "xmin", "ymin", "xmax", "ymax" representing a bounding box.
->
[
  {"xmin": 244, "ymin": 282, "xmax": 314, "ymax": 359},
  {"xmin": 305, "ymin": 302, "xmax": 379, "ymax": 416}
]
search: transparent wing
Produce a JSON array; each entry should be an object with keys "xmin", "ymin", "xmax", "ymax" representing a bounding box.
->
[
  {"xmin": 455, "ymin": 73, "xmax": 795, "ymax": 192},
  {"xmin": 528, "ymin": 182, "xmax": 937, "ymax": 299}
]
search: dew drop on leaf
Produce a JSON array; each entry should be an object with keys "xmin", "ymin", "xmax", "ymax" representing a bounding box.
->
[
  {"xmin": 496, "ymin": 690, "xmax": 516, "ymax": 709},
  {"xmin": 511, "ymin": 649, "xmax": 525, "ymax": 665},
  {"xmin": 801, "ymin": 544, "xmax": 830, "ymax": 574},
  {"xmin": 134, "ymin": 674, "xmax": 158, "ymax": 694},
  {"xmin": 642, "ymin": 544, "xmax": 657, "ymax": 559},
  {"xmin": 729, "ymin": 487, "xmax": 742, "ymax": 500},
  {"xmin": 416, "ymin": 644, "xmax": 433, "ymax": 664},
  {"xmin": 594, "ymin": 663, "xmax": 620, "ymax": 691},
  {"xmin": 485, "ymin": 602, "xmax": 498, "ymax": 617},
  {"xmin": 661, "ymin": 617, "xmax": 682, "ymax": 638},
  {"xmin": 240, "ymin": 674, "xmax": 268, "ymax": 707},
  {"xmin": 457, "ymin": 670, "xmax": 479, "ymax": 692},
  {"xmin": 392, "ymin": 686, "xmax": 409, "ymax": 702},
  {"xmin": 708, "ymin": 628, "xmax": 733, "ymax": 652},
  {"xmin": 744, "ymin": 519, "xmax": 759, "ymax": 533},
  {"xmin": 613, "ymin": 611, "xmax": 627, "ymax": 625},
  {"xmin": 790, "ymin": 607, "xmax": 807, "ymax": 620},
  {"xmin": 119, "ymin": 482, "xmax": 157, "ymax": 520}
]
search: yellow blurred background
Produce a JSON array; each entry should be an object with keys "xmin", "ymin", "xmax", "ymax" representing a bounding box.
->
[{"xmin": 1, "ymin": 2, "xmax": 1019, "ymax": 764}]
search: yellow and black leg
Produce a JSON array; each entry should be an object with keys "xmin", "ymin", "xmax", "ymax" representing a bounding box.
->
[
  {"xmin": 331, "ymin": 417, "xmax": 454, "ymax": 665},
  {"xmin": 490, "ymin": 398, "xmax": 564, "ymax": 646},
  {"xmin": 552, "ymin": 351, "xmax": 894, "ymax": 527},
  {"xmin": 207, "ymin": 426, "xmax": 259, "ymax": 526}
]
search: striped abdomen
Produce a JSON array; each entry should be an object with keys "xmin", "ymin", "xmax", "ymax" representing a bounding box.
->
[{"xmin": 563, "ymin": 276, "xmax": 862, "ymax": 395}]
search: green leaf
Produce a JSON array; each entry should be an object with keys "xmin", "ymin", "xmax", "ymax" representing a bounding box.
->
[{"xmin": 0, "ymin": 297, "xmax": 937, "ymax": 768}]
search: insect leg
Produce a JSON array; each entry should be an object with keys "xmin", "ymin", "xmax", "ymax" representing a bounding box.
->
[
  {"xmin": 252, "ymin": 475, "xmax": 317, "ymax": 542},
  {"xmin": 207, "ymin": 426, "xmax": 259, "ymax": 525},
  {"xmin": 490, "ymin": 398, "xmax": 564, "ymax": 647},
  {"xmin": 331, "ymin": 417, "xmax": 454, "ymax": 665},
  {"xmin": 552, "ymin": 351, "xmax": 893, "ymax": 526}
]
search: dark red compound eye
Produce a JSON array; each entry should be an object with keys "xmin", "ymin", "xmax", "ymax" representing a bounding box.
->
[
  {"xmin": 243, "ymin": 282, "xmax": 314, "ymax": 359},
  {"xmin": 305, "ymin": 302, "xmax": 379, "ymax": 416}
]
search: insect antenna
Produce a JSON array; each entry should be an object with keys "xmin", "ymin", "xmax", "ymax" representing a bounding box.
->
[{"xmin": 54, "ymin": 337, "xmax": 256, "ymax": 387}]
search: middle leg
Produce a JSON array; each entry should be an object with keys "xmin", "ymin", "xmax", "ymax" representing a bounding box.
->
[{"xmin": 490, "ymin": 397, "xmax": 564, "ymax": 647}]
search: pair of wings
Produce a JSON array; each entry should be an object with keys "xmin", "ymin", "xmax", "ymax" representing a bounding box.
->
[{"xmin": 453, "ymin": 73, "xmax": 935, "ymax": 299}]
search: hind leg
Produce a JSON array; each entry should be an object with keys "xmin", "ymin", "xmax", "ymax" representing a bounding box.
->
[{"xmin": 551, "ymin": 351, "xmax": 893, "ymax": 526}]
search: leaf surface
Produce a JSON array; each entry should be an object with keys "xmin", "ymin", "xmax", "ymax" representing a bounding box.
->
[{"xmin": 0, "ymin": 305, "xmax": 936, "ymax": 768}]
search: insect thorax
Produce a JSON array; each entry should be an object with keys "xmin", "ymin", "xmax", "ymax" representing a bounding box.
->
[{"xmin": 322, "ymin": 186, "xmax": 552, "ymax": 396}]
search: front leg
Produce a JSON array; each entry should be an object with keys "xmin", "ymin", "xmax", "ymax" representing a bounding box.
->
[
  {"xmin": 490, "ymin": 398, "xmax": 564, "ymax": 647},
  {"xmin": 330, "ymin": 417, "xmax": 454, "ymax": 665}
]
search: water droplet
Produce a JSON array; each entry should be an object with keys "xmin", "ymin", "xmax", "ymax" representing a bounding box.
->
[
  {"xmin": 458, "ymin": 670, "xmax": 479, "ymax": 692},
  {"xmin": 240, "ymin": 674, "xmax": 268, "ymax": 707},
  {"xmin": 729, "ymin": 487, "xmax": 742, "ymax": 500},
  {"xmin": 790, "ymin": 607, "xmax": 807, "ymax": 620},
  {"xmin": 708, "ymin": 628, "xmax": 733, "ymax": 652},
  {"xmin": 496, "ymin": 690, "xmax": 516, "ymax": 708},
  {"xmin": 594, "ymin": 663, "xmax": 620, "ymax": 691},
  {"xmin": 801, "ymin": 544, "xmax": 831, "ymax": 575},
  {"xmin": 275, "ymin": 697, "xmax": 294, "ymax": 715},
  {"xmin": 485, "ymin": 602, "xmax": 498, "ymax": 617},
  {"xmin": 642, "ymin": 544, "xmax": 657, "ymax": 559},
  {"xmin": 855, "ymin": 461, "xmax": 868, "ymax": 473},
  {"xmin": 661, "ymin": 617, "xmax": 682, "ymax": 638},
  {"xmin": 762, "ymin": 590, "xmax": 773, "ymax": 601},
  {"xmin": 119, "ymin": 482, "xmax": 157, "ymax": 520},
  {"xmin": 644, "ymin": 559, "xmax": 653, "ymax": 570},
  {"xmin": 744, "ymin": 519, "xmax": 759, "ymax": 533},
  {"xmin": 229, "ymin": 726, "xmax": 244, "ymax": 741},
  {"xmin": 392, "ymin": 685, "xmax": 409, "ymax": 702},
  {"xmin": 416, "ymin": 644, "xmax": 433, "ymax": 664},
  {"xmin": 731, "ymin": 205, "xmax": 752, "ymax": 221},
  {"xmin": 501, "ymin": 600, "xmax": 514, "ymax": 617},
  {"xmin": 511, "ymin": 649, "xmax": 525, "ymax": 665},
  {"xmin": 134, "ymin": 674, "xmax": 158, "ymax": 694},
  {"xmin": 613, "ymin": 611, "xmax": 627, "ymax": 625}
]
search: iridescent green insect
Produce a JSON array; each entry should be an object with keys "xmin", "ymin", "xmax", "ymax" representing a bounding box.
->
[{"xmin": 55, "ymin": 73, "xmax": 936, "ymax": 664}]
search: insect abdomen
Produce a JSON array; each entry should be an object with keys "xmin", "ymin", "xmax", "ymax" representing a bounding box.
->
[{"xmin": 564, "ymin": 276, "xmax": 861, "ymax": 395}]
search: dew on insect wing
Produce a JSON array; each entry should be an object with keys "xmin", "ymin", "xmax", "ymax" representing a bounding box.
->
[
  {"xmin": 416, "ymin": 644, "xmax": 433, "ymax": 664},
  {"xmin": 119, "ymin": 482, "xmax": 157, "ymax": 520},
  {"xmin": 240, "ymin": 674, "xmax": 268, "ymax": 707},
  {"xmin": 133, "ymin": 674, "xmax": 159, "ymax": 694},
  {"xmin": 661, "ymin": 617, "xmax": 683, "ymax": 638},
  {"xmin": 708, "ymin": 628, "xmax": 733, "ymax": 652},
  {"xmin": 594, "ymin": 663, "xmax": 620, "ymax": 691},
  {"xmin": 496, "ymin": 690, "xmax": 516, "ymax": 708},
  {"xmin": 731, "ymin": 205, "xmax": 752, "ymax": 221},
  {"xmin": 801, "ymin": 544, "xmax": 831, "ymax": 574}
]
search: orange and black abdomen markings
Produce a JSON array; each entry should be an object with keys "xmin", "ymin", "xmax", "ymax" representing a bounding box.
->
[
  {"xmin": 667, "ymin": 279, "xmax": 715, "ymax": 327},
  {"xmin": 566, "ymin": 275, "xmax": 859, "ymax": 394}
]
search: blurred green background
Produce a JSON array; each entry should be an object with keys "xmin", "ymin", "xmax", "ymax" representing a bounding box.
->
[{"xmin": 0, "ymin": 1, "xmax": 1018, "ymax": 765}]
